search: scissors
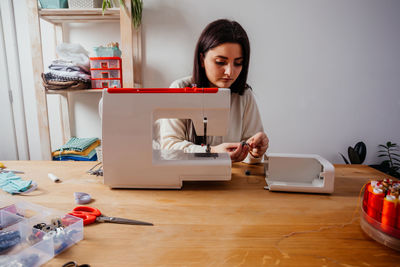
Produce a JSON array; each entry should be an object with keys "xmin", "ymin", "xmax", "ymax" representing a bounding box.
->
[{"xmin": 68, "ymin": 206, "xmax": 153, "ymax": 226}]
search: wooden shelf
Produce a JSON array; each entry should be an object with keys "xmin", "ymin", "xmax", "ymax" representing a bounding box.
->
[
  {"xmin": 28, "ymin": 0, "xmax": 140, "ymax": 159},
  {"xmin": 39, "ymin": 8, "xmax": 120, "ymax": 24},
  {"xmin": 45, "ymin": 89, "xmax": 104, "ymax": 94}
]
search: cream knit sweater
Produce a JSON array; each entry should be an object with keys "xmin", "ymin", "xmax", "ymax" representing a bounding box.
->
[{"xmin": 155, "ymin": 76, "xmax": 265, "ymax": 163}]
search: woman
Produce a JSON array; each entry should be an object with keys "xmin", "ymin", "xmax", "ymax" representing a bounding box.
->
[{"xmin": 158, "ymin": 19, "xmax": 269, "ymax": 163}]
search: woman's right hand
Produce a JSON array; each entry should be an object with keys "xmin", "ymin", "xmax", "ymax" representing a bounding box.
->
[{"xmin": 211, "ymin": 143, "xmax": 249, "ymax": 162}]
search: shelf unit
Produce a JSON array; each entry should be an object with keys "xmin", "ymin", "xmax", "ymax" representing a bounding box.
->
[{"xmin": 27, "ymin": 0, "xmax": 142, "ymax": 160}]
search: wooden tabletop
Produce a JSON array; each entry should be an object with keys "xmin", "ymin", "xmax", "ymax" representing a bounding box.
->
[{"xmin": 1, "ymin": 161, "xmax": 399, "ymax": 266}]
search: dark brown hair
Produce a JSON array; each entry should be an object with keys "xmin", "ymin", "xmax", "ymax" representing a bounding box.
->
[{"xmin": 193, "ymin": 19, "xmax": 251, "ymax": 95}]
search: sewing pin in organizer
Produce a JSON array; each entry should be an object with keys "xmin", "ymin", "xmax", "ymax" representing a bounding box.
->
[{"xmin": 48, "ymin": 173, "xmax": 61, "ymax": 183}]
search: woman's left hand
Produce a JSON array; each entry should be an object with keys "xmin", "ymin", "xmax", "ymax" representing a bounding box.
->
[{"xmin": 246, "ymin": 132, "xmax": 269, "ymax": 158}]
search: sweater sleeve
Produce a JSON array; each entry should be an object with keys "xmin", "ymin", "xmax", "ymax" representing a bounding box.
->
[
  {"xmin": 157, "ymin": 77, "xmax": 207, "ymax": 153},
  {"xmin": 158, "ymin": 119, "xmax": 207, "ymax": 153},
  {"xmin": 241, "ymin": 90, "xmax": 265, "ymax": 164}
]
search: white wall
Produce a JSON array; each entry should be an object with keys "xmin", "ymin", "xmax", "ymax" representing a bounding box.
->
[
  {"xmin": 143, "ymin": 0, "xmax": 400, "ymax": 164},
  {"xmin": 15, "ymin": 0, "xmax": 400, "ymax": 163},
  {"xmin": 0, "ymin": 6, "xmax": 18, "ymax": 160}
]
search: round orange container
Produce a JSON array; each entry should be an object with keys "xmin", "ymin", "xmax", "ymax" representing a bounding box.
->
[{"xmin": 360, "ymin": 183, "xmax": 400, "ymax": 251}]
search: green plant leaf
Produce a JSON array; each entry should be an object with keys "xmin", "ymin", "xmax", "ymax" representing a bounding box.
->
[
  {"xmin": 354, "ymin": 142, "xmax": 366, "ymax": 163},
  {"xmin": 339, "ymin": 153, "xmax": 350, "ymax": 164},
  {"xmin": 102, "ymin": 0, "xmax": 106, "ymax": 14},
  {"xmin": 348, "ymin": 147, "xmax": 361, "ymax": 164},
  {"xmin": 378, "ymin": 154, "xmax": 387, "ymax": 157},
  {"xmin": 378, "ymin": 144, "xmax": 388, "ymax": 149}
]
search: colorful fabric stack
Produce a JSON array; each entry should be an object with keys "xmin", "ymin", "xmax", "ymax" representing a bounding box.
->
[{"xmin": 52, "ymin": 137, "xmax": 100, "ymax": 161}]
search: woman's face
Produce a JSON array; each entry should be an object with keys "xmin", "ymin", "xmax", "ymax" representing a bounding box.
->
[{"xmin": 201, "ymin": 42, "xmax": 243, "ymax": 88}]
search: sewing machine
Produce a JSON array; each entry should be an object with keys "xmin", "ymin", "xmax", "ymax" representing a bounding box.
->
[{"xmin": 101, "ymin": 87, "xmax": 231, "ymax": 188}]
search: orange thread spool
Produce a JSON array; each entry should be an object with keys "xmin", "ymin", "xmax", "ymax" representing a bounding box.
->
[
  {"xmin": 367, "ymin": 188, "xmax": 385, "ymax": 222},
  {"xmin": 363, "ymin": 183, "xmax": 372, "ymax": 211},
  {"xmin": 381, "ymin": 195, "xmax": 397, "ymax": 232},
  {"xmin": 397, "ymin": 195, "xmax": 400, "ymax": 230}
]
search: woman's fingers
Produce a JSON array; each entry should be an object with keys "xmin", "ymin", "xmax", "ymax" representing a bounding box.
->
[
  {"xmin": 247, "ymin": 132, "xmax": 269, "ymax": 157},
  {"xmin": 237, "ymin": 145, "xmax": 249, "ymax": 162},
  {"xmin": 211, "ymin": 142, "xmax": 251, "ymax": 162},
  {"xmin": 226, "ymin": 143, "xmax": 249, "ymax": 162}
]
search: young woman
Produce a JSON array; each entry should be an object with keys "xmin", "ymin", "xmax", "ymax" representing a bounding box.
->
[{"xmin": 158, "ymin": 19, "xmax": 269, "ymax": 163}]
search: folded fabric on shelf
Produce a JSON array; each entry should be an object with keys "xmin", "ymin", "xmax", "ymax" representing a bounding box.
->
[
  {"xmin": 55, "ymin": 137, "xmax": 99, "ymax": 152},
  {"xmin": 56, "ymin": 43, "xmax": 90, "ymax": 72},
  {"xmin": 51, "ymin": 140, "xmax": 100, "ymax": 157},
  {"xmin": 41, "ymin": 73, "xmax": 90, "ymax": 90},
  {"xmin": 53, "ymin": 148, "xmax": 98, "ymax": 161},
  {"xmin": 49, "ymin": 59, "xmax": 90, "ymax": 73},
  {"xmin": 53, "ymin": 153, "xmax": 97, "ymax": 161},
  {"xmin": 44, "ymin": 69, "xmax": 91, "ymax": 83}
]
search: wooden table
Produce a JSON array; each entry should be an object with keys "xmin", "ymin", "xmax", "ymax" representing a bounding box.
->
[{"xmin": 1, "ymin": 161, "xmax": 399, "ymax": 266}]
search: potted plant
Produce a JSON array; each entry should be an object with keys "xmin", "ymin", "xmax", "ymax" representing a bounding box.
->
[
  {"xmin": 102, "ymin": 0, "xmax": 143, "ymax": 28},
  {"xmin": 340, "ymin": 141, "xmax": 367, "ymax": 164},
  {"xmin": 370, "ymin": 142, "xmax": 400, "ymax": 178}
]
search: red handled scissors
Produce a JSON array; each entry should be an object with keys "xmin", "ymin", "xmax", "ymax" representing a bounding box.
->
[{"xmin": 68, "ymin": 206, "xmax": 153, "ymax": 226}]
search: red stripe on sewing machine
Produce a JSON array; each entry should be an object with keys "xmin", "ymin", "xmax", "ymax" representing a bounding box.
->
[{"xmin": 107, "ymin": 87, "xmax": 219, "ymax": 94}]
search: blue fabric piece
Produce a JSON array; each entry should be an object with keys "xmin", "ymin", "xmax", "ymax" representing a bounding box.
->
[
  {"xmin": 53, "ymin": 149, "xmax": 97, "ymax": 161},
  {"xmin": 0, "ymin": 172, "xmax": 32, "ymax": 195},
  {"xmin": 54, "ymin": 148, "xmax": 97, "ymax": 159},
  {"xmin": 53, "ymin": 154, "xmax": 97, "ymax": 161}
]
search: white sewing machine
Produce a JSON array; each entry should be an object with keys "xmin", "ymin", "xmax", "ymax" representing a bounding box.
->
[{"xmin": 101, "ymin": 87, "xmax": 231, "ymax": 189}]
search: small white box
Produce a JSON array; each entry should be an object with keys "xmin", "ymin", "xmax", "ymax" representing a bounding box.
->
[
  {"xmin": 68, "ymin": 0, "xmax": 102, "ymax": 9},
  {"xmin": 264, "ymin": 153, "xmax": 335, "ymax": 194}
]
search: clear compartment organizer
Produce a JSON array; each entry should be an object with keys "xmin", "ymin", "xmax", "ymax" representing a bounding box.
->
[
  {"xmin": 91, "ymin": 69, "xmax": 121, "ymax": 79},
  {"xmin": 91, "ymin": 79, "xmax": 121, "ymax": 89},
  {"xmin": 89, "ymin": 57, "xmax": 121, "ymax": 69},
  {"xmin": 0, "ymin": 201, "xmax": 83, "ymax": 266}
]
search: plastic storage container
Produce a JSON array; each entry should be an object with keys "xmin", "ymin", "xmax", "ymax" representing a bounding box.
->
[
  {"xmin": 91, "ymin": 79, "xmax": 122, "ymax": 89},
  {"xmin": 360, "ymin": 184, "xmax": 400, "ymax": 251},
  {"xmin": 39, "ymin": 0, "xmax": 68, "ymax": 8},
  {"xmin": 90, "ymin": 57, "xmax": 121, "ymax": 69},
  {"xmin": 90, "ymin": 57, "xmax": 122, "ymax": 89},
  {"xmin": 94, "ymin": 46, "xmax": 122, "ymax": 57},
  {"xmin": 68, "ymin": 0, "xmax": 102, "ymax": 8},
  {"xmin": 91, "ymin": 69, "xmax": 121, "ymax": 79},
  {"xmin": 0, "ymin": 202, "xmax": 83, "ymax": 266}
]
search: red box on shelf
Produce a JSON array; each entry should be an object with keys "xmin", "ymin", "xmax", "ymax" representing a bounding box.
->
[
  {"xmin": 90, "ymin": 57, "xmax": 122, "ymax": 89},
  {"xmin": 90, "ymin": 57, "xmax": 121, "ymax": 69}
]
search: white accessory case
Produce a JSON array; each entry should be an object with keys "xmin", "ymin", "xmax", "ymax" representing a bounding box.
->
[{"xmin": 264, "ymin": 153, "xmax": 335, "ymax": 194}]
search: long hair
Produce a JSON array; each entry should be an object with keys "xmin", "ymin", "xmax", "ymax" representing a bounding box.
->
[{"xmin": 193, "ymin": 19, "xmax": 251, "ymax": 95}]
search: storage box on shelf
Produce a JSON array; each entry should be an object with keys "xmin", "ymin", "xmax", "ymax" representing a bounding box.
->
[
  {"xmin": 39, "ymin": 0, "xmax": 68, "ymax": 8},
  {"xmin": 68, "ymin": 0, "xmax": 102, "ymax": 9},
  {"xmin": 94, "ymin": 46, "xmax": 122, "ymax": 57},
  {"xmin": 0, "ymin": 201, "xmax": 83, "ymax": 266},
  {"xmin": 90, "ymin": 57, "xmax": 123, "ymax": 89}
]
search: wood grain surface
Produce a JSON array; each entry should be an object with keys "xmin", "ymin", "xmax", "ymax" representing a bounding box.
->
[{"xmin": 1, "ymin": 161, "xmax": 399, "ymax": 266}]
